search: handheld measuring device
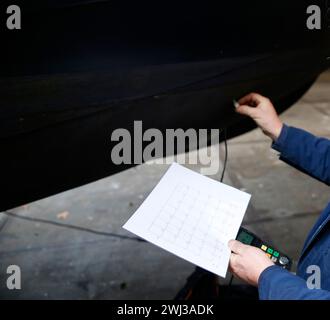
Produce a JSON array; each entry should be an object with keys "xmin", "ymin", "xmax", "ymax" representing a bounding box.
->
[{"xmin": 236, "ymin": 227, "xmax": 292, "ymax": 270}]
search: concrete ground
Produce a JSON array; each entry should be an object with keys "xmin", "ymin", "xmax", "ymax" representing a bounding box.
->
[{"xmin": 0, "ymin": 71, "xmax": 329, "ymax": 299}]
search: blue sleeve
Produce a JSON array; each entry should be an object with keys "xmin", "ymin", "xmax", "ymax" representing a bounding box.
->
[
  {"xmin": 259, "ymin": 265, "xmax": 330, "ymax": 300},
  {"xmin": 272, "ymin": 125, "xmax": 330, "ymax": 186}
]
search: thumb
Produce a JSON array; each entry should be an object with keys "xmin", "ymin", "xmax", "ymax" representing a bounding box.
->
[
  {"xmin": 236, "ymin": 105, "xmax": 258, "ymax": 118},
  {"xmin": 228, "ymin": 240, "xmax": 246, "ymax": 255}
]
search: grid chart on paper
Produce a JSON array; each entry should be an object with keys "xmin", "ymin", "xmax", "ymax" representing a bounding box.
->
[{"xmin": 147, "ymin": 182, "xmax": 241, "ymax": 270}]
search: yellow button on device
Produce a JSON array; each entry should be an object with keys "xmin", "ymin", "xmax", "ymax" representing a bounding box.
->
[{"xmin": 261, "ymin": 245, "xmax": 267, "ymax": 251}]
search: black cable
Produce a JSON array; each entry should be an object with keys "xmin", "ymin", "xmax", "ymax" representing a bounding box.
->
[
  {"xmin": 220, "ymin": 128, "xmax": 228, "ymax": 183},
  {"xmin": 228, "ymin": 275, "xmax": 234, "ymax": 286},
  {"xmin": 222, "ymin": 129, "xmax": 234, "ymax": 286},
  {"xmin": 2, "ymin": 210, "xmax": 147, "ymax": 243},
  {"xmin": 219, "ymin": 128, "xmax": 234, "ymax": 287}
]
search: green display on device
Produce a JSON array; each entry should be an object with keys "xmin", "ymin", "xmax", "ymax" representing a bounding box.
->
[{"xmin": 236, "ymin": 230, "xmax": 254, "ymax": 245}]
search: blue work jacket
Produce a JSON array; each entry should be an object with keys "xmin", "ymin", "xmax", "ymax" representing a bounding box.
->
[{"xmin": 258, "ymin": 124, "xmax": 330, "ymax": 300}]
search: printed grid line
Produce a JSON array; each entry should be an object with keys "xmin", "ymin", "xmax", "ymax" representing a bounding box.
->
[{"xmin": 146, "ymin": 183, "xmax": 241, "ymax": 270}]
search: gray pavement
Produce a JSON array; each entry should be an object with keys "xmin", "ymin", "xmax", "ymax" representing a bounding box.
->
[{"xmin": 0, "ymin": 72, "xmax": 329, "ymax": 299}]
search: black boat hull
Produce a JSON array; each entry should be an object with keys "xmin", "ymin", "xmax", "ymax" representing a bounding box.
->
[{"xmin": 1, "ymin": 1, "xmax": 329, "ymax": 210}]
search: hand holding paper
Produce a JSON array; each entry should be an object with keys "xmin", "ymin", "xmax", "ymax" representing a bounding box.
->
[{"xmin": 123, "ymin": 163, "xmax": 251, "ymax": 278}]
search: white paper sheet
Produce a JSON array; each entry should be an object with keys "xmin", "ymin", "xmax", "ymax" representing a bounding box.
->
[{"xmin": 123, "ymin": 163, "xmax": 251, "ymax": 278}]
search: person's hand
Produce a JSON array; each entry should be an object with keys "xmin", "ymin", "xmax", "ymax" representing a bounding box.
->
[
  {"xmin": 236, "ymin": 93, "xmax": 283, "ymax": 141},
  {"xmin": 228, "ymin": 240, "xmax": 274, "ymax": 287}
]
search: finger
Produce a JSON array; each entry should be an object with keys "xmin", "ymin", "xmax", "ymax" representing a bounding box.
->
[
  {"xmin": 238, "ymin": 92, "xmax": 265, "ymax": 106},
  {"xmin": 228, "ymin": 240, "xmax": 246, "ymax": 255},
  {"xmin": 236, "ymin": 105, "xmax": 258, "ymax": 118}
]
